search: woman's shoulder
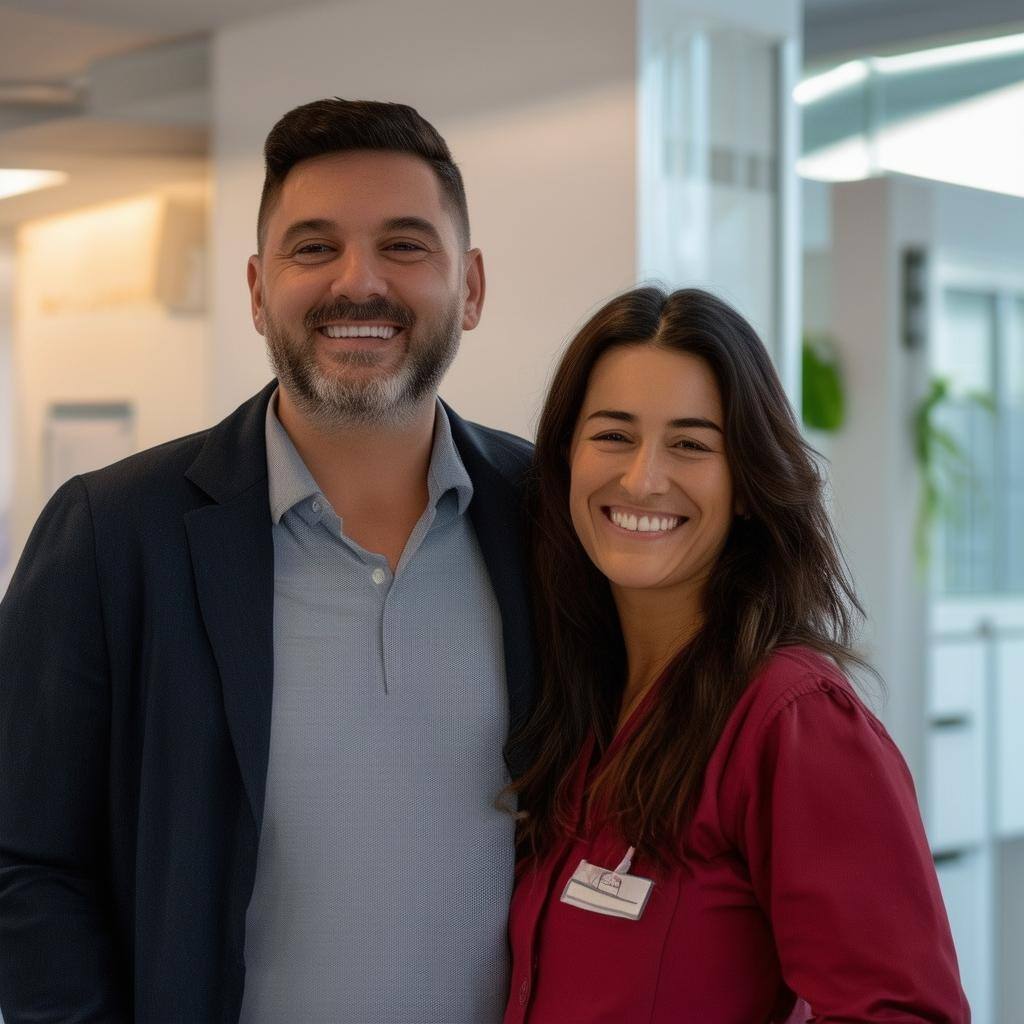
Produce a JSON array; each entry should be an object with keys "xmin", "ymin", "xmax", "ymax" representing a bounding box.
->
[
  {"xmin": 712, "ymin": 645, "xmax": 890, "ymax": 773},
  {"xmin": 698, "ymin": 646, "xmax": 907, "ymax": 853},
  {"xmin": 737, "ymin": 644, "xmax": 863, "ymax": 725}
]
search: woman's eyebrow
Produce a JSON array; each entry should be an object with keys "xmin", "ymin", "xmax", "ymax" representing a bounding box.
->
[{"xmin": 585, "ymin": 409, "xmax": 723, "ymax": 433}]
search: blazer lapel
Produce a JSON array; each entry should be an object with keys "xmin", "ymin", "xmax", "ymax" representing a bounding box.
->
[
  {"xmin": 184, "ymin": 383, "xmax": 276, "ymax": 828},
  {"xmin": 446, "ymin": 406, "xmax": 537, "ymax": 776}
]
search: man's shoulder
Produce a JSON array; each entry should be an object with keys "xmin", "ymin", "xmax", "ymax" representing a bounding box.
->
[
  {"xmin": 462, "ymin": 419, "xmax": 533, "ymax": 467},
  {"xmin": 77, "ymin": 385, "xmax": 272, "ymax": 516},
  {"xmin": 443, "ymin": 404, "xmax": 533, "ymax": 481},
  {"xmin": 71, "ymin": 427, "xmax": 217, "ymax": 532}
]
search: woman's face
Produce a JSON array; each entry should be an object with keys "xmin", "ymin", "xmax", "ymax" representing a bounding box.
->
[{"xmin": 569, "ymin": 344, "xmax": 736, "ymax": 605}]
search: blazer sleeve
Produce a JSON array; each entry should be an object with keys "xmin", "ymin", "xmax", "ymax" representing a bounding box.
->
[
  {"xmin": 0, "ymin": 476, "xmax": 128, "ymax": 1022},
  {"xmin": 736, "ymin": 675, "xmax": 970, "ymax": 1023}
]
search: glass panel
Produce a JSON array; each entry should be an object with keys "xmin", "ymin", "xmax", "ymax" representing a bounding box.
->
[
  {"xmin": 1008, "ymin": 297, "xmax": 1024, "ymax": 404},
  {"xmin": 935, "ymin": 290, "xmax": 995, "ymax": 395},
  {"xmin": 936, "ymin": 289, "xmax": 997, "ymax": 595},
  {"xmin": 639, "ymin": 26, "xmax": 779, "ymax": 357},
  {"xmin": 937, "ymin": 398, "xmax": 996, "ymax": 594},
  {"xmin": 1004, "ymin": 298, "xmax": 1024, "ymax": 591}
]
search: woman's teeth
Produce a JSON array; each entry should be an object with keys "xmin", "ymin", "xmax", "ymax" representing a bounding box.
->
[{"xmin": 608, "ymin": 509, "xmax": 682, "ymax": 533}]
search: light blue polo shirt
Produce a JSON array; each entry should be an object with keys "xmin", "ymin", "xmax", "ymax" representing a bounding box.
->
[{"xmin": 239, "ymin": 391, "xmax": 514, "ymax": 1023}]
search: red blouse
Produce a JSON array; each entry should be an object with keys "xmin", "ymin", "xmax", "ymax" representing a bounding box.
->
[{"xmin": 505, "ymin": 647, "xmax": 969, "ymax": 1023}]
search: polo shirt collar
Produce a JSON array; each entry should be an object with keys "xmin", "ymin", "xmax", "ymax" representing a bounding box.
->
[{"xmin": 264, "ymin": 388, "xmax": 474, "ymax": 525}]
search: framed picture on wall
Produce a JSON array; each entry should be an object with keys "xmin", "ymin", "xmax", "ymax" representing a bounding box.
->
[{"xmin": 43, "ymin": 401, "xmax": 135, "ymax": 500}]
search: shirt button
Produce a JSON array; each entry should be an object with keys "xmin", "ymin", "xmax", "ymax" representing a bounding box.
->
[
  {"xmin": 518, "ymin": 978, "xmax": 530, "ymax": 1007},
  {"xmin": 371, "ymin": 568, "xmax": 387, "ymax": 585},
  {"xmin": 310, "ymin": 499, "xmax": 322, "ymax": 514}
]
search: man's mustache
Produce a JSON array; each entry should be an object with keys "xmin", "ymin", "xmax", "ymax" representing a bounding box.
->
[{"xmin": 304, "ymin": 297, "xmax": 415, "ymax": 331}]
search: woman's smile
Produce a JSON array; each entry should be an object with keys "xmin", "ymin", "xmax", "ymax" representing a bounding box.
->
[{"xmin": 601, "ymin": 506, "xmax": 688, "ymax": 537}]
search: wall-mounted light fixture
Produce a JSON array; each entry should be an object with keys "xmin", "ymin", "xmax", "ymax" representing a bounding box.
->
[{"xmin": 0, "ymin": 169, "xmax": 68, "ymax": 202}]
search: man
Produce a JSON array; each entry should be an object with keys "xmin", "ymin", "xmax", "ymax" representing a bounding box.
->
[{"xmin": 0, "ymin": 99, "xmax": 534, "ymax": 1023}]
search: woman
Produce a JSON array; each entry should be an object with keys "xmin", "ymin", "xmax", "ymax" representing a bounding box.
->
[{"xmin": 504, "ymin": 288, "xmax": 968, "ymax": 1023}]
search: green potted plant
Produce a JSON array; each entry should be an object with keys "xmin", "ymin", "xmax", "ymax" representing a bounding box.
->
[
  {"xmin": 912, "ymin": 376, "xmax": 994, "ymax": 571},
  {"xmin": 802, "ymin": 334, "xmax": 845, "ymax": 433}
]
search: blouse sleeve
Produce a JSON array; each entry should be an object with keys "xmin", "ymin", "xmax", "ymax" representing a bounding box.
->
[{"xmin": 736, "ymin": 673, "xmax": 970, "ymax": 1022}]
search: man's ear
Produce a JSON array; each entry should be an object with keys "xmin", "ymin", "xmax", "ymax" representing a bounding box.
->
[
  {"xmin": 461, "ymin": 248, "xmax": 486, "ymax": 331},
  {"xmin": 247, "ymin": 255, "xmax": 266, "ymax": 336}
]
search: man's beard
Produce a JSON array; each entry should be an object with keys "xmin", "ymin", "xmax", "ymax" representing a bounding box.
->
[{"xmin": 265, "ymin": 294, "xmax": 462, "ymax": 429}]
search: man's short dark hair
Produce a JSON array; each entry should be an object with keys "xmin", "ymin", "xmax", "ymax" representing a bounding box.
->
[{"xmin": 257, "ymin": 97, "xmax": 471, "ymax": 252}]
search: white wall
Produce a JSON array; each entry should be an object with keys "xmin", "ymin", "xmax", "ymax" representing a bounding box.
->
[
  {"xmin": 0, "ymin": 232, "xmax": 14, "ymax": 595},
  {"xmin": 211, "ymin": 0, "xmax": 639, "ymax": 439},
  {"xmin": 12, "ymin": 190, "xmax": 209, "ymax": 556}
]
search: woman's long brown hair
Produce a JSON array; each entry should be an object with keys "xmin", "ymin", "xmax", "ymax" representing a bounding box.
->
[{"xmin": 508, "ymin": 287, "xmax": 871, "ymax": 863}]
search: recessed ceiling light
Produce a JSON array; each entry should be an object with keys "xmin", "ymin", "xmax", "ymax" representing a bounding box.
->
[
  {"xmin": 793, "ymin": 60, "xmax": 869, "ymax": 106},
  {"xmin": 0, "ymin": 169, "xmax": 68, "ymax": 201},
  {"xmin": 875, "ymin": 31, "xmax": 1024, "ymax": 74}
]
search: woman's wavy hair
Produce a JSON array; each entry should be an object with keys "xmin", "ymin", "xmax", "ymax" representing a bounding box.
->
[{"xmin": 509, "ymin": 286, "xmax": 870, "ymax": 863}]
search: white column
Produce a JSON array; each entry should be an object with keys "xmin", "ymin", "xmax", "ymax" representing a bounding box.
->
[
  {"xmin": 828, "ymin": 176, "xmax": 931, "ymax": 778},
  {"xmin": 637, "ymin": 0, "xmax": 802, "ymax": 401}
]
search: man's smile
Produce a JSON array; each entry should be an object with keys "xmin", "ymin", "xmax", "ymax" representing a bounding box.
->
[{"xmin": 317, "ymin": 323, "xmax": 402, "ymax": 339}]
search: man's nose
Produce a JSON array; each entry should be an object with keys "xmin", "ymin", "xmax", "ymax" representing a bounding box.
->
[
  {"xmin": 329, "ymin": 245, "xmax": 387, "ymax": 302},
  {"xmin": 620, "ymin": 445, "xmax": 668, "ymax": 498}
]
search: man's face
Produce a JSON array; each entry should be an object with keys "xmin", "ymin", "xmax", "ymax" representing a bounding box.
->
[{"xmin": 248, "ymin": 150, "xmax": 484, "ymax": 429}]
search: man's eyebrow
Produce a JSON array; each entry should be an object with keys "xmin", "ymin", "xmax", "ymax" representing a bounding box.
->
[
  {"xmin": 584, "ymin": 409, "xmax": 723, "ymax": 433},
  {"xmin": 382, "ymin": 216, "xmax": 444, "ymax": 246},
  {"xmin": 277, "ymin": 216, "xmax": 446, "ymax": 250},
  {"xmin": 279, "ymin": 218, "xmax": 336, "ymax": 248}
]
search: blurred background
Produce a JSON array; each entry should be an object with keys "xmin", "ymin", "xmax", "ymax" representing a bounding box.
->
[{"xmin": 0, "ymin": 0, "xmax": 1021, "ymax": 1018}]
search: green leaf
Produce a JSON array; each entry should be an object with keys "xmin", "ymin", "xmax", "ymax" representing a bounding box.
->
[{"xmin": 802, "ymin": 337, "xmax": 845, "ymax": 432}]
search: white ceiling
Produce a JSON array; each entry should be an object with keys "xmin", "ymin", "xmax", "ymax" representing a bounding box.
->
[
  {"xmin": 0, "ymin": 0, "xmax": 328, "ymax": 228},
  {"xmin": 0, "ymin": 0, "xmax": 1021, "ymax": 228},
  {"xmin": 2, "ymin": 0, "xmax": 1021, "ymax": 86},
  {"xmin": 803, "ymin": 0, "xmax": 1024, "ymax": 61},
  {"xmin": 0, "ymin": 4, "xmax": 154, "ymax": 82},
  {"xmin": 0, "ymin": 0, "xmax": 326, "ymax": 79}
]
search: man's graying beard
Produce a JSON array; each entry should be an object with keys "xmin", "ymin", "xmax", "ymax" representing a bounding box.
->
[{"xmin": 266, "ymin": 295, "xmax": 462, "ymax": 429}]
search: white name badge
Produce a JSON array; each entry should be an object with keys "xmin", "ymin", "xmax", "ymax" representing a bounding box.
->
[{"xmin": 560, "ymin": 858, "xmax": 654, "ymax": 921}]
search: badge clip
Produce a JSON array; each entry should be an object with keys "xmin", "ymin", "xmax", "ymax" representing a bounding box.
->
[{"xmin": 560, "ymin": 846, "xmax": 654, "ymax": 921}]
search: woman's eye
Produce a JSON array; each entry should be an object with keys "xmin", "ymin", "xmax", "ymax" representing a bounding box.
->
[
  {"xmin": 674, "ymin": 439, "xmax": 708, "ymax": 452},
  {"xmin": 592, "ymin": 432, "xmax": 629, "ymax": 443}
]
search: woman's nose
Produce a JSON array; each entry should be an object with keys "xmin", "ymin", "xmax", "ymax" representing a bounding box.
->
[{"xmin": 620, "ymin": 446, "xmax": 668, "ymax": 498}]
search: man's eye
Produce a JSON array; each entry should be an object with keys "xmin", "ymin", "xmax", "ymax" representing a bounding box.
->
[
  {"xmin": 294, "ymin": 243, "xmax": 333, "ymax": 256},
  {"xmin": 385, "ymin": 241, "xmax": 427, "ymax": 253}
]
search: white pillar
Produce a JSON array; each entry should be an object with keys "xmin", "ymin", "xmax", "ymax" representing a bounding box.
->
[
  {"xmin": 828, "ymin": 176, "xmax": 931, "ymax": 778},
  {"xmin": 637, "ymin": 0, "xmax": 802, "ymax": 403}
]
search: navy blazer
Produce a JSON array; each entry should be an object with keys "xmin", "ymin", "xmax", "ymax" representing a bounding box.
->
[{"xmin": 0, "ymin": 382, "xmax": 536, "ymax": 1023}]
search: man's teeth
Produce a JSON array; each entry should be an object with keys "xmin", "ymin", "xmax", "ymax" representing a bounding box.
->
[
  {"xmin": 320, "ymin": 324, "xmax": 398, "ymax": 339},
  {"xmin": 609, "ymin": 510, "xmax": 681, "ymax": 533}
]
